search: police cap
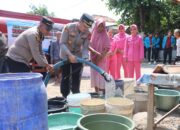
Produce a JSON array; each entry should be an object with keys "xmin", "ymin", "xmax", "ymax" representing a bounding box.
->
[
  {"xmin": 80, "ymin": 13, "xmax": 94, "ymax": 28},
  {"xmin": 41, "ymin": 16, "xmax": 54, "ymax": 31}
]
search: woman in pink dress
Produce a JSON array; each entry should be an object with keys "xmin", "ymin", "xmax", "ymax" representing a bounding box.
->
[
  {"xmin": 106, "ymin": 28, "xmax": 117, "ymax": 79},
  {"xmin": 89, "ymin": 19, "xmax": 110, "ymax": 93},
  {"xmin": 113, "ymin": 24, "xmax": 129, "ymax": 79},
  {"xmin": 124, "ymin": 24, "xmax": 144, "ymax": 80}
]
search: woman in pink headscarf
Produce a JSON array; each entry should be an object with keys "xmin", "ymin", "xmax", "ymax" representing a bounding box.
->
[
  {"xmin": 124, "ymin": 24, "xmax": 144, "ymax": 80},
  {"xmin": 113, "ymin": 24, "xmax": 129, "ymax": 79},
  {"xmin": 106, "ymin": 28, "xmax": 117, "ymax": 79},
  {"xmin": 89, "ymin": 19, "xmax": 110, "ymax": 93}
]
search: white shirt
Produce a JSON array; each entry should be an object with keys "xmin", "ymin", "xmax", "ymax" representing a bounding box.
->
[{"xmin": 176, "ymin": 38, "xmax": 180, "ymax": 56}]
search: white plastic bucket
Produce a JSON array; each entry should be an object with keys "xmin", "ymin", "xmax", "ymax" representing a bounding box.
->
[
  {"xmin": 122, "ymin": 78, "xmax": 135, "ymax": 96},
  {"xmin": 67, "ymin": 93, "xmax": 91, "ymax": 114},
  {"xmin": 126, "ymin": 93, "xmax": 148, "ymax": 114}
]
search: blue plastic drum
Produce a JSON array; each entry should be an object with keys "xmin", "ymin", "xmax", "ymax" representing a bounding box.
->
[{"xmin": 0, "ymin": 73, "xmax": 48, "ymax": 130}]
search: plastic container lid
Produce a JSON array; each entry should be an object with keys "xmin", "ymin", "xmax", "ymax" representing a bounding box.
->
[
  {"xmin": 67, "ymin": 93, "xmax": 91, "ymax": 107},
  {"xmin": 80, "ymin": 98, "xmax": 105, "ymax": 106},
  {"xmin": 106, "ymin": 97, "xmax": 134, "ymax": 106},
  {"xmin": 48, "ymin": 112, "xmax": 82, "ymax": 130}
]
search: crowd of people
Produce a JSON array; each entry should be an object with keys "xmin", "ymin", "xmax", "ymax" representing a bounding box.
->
[
  {"xmin": 143, "ymin": 30, "xmax": 177, "ymax": 65},
  {"xmin": 0, "ymin": 13, "xmax": 180, "ymax": 98}
]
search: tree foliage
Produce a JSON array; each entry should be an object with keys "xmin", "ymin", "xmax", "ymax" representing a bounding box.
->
[
  {"xmin": 27, "ymin": 4, "xmax": 55, "ymax": 17},
  {"xmin": 104, "ymin": 0, "xmax": 180, "ymax": 33}
]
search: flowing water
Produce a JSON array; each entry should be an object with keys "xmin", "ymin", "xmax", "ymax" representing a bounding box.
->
[{"xmin": 105, "ymin": 74, "xmax": 116, "ymax": 99}]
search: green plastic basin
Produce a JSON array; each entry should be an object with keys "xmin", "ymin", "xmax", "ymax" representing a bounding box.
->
[
  {"xmin": 69, "ymin": 107, "xmax": 81, "ymax": 114},
  {"xmin": 77, "ymin": 113, "xmax": 135, "ymax": 130},
  {"xmin": 155, "ymin": 89, "xmax": 180, "ymax": 111},
  {"xmin": 48, "ymin": 112, "xmax": 83, "ymax": 130}
]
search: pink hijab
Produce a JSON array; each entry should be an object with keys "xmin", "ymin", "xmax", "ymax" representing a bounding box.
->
[
  {"xmin": 90, "ymin": 19, "xmax": 110, "ymax": 53},
  {"xmin": 118, "ymin": 24, "xmax": 126, "ymax": 37},
  {"xmin": 130, "ymin": 24, "xmax": 137, "ymax": 29},
  {"xmin": 113, "ymin": 24, "xmax": 127, "ymax": 41},
  {"xmin": 130, "ymin": 24, "xmax": 138, "ymax": 37}
]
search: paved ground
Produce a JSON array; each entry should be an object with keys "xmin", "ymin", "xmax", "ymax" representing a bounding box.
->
[{"xmin": 46, "ymin": 62, "xmax": 156, "ymax": 98}]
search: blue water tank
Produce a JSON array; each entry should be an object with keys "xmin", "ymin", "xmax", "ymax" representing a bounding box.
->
[{"xmin": 0, "ymin": 73, "xmax": 48, "ymax": 130}]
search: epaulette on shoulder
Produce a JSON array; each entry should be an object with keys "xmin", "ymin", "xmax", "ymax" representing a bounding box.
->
[
  {"xmin": 35, "ymin": 34, "xmax": 44, "ymax": 43},
  {"xmin": 36, "ymin": 30, "xmax": 44, "ymax": 42},
  {"xmin": 64, "ymin": 26, "xmax": 69, "ymax": 32},
  {"xmin": 35, "ymin": 34, "xmax": 41, "ymax": 42}
]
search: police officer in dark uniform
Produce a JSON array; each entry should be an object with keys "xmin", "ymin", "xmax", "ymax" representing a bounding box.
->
[
  {"xmin": 6, "ymin": 16, "xmax": 54, "ymax": 73},
  {"xmin": 60, "ymin": 13, "xmax": 94, "ymax": 97}
]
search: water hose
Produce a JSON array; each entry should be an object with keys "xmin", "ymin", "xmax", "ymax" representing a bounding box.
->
[{"xmin": 44, "ymin": 57, "xmax": 111, "ymax": 86}]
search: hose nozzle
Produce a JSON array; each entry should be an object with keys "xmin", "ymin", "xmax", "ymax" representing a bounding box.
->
[{"xmin": 102, "ymin": 72, "xmax": 111, "ymax": 82}]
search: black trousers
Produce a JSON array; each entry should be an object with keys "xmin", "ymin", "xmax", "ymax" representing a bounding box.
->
[
  {"xmin": 147, "ymin": 48, "xmax": 152, "ymax": 62},
  {"xmin": 60, "ymin": 63, "xmax": 83, "ymax": 98},
  {"xmin": 153, "ymin": 48, "xmax": 159, "ymax": 62},
  {"xmin": 6, "ymin": 57, "xmax": 30, "ymax": 73},
  {"xmin": 0, "ymin": 57, "xmax": 8, "ymax": 73},
  {"xmin": 144, "ymin": 47, "xmax": 147, "ymax": 59},
  {"xmin": 163, "ymin": 47, "xmax": 172, "ymax": 64},
  {"xmin": 174, "ymin": 56, "xmax": 180, "ymax": 64}
]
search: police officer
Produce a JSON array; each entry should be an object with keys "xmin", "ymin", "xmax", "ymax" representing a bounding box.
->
[
  {"xmin": 6, "ymin": 16, "xmax": 54, "ymax": 73},
  {"xmin": 60, "ymin": 13, "xmax": 94, "ymax": 98}
]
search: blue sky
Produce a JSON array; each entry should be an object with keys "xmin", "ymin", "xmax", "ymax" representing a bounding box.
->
[{"xmin": 0, "ymin": 0, "xmax": 119, "ymax": 21}]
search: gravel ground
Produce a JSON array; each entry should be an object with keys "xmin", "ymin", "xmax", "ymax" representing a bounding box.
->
[
  {"xmin": 155, "ymin": 109, "xmax": 180, "ymax": 130},
  {"xmin": 133, "ymin": 109, "xmax": 180, "ymax": 130}
]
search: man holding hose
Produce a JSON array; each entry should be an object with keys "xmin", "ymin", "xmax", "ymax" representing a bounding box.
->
[{"xmin": 60, "ymin": 13, "xmax": 94, "ymax": 98}]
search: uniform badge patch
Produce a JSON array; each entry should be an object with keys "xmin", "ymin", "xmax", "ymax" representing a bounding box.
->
[
  {"xmin": 35, "ymin": 35, "xmax": 41, "ymax": 42},
  {"xmin": 64, "ymin": 26, "xmax": 69, "ymax": 32}
]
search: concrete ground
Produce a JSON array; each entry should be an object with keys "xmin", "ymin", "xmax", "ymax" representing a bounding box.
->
[{"xmin": 46, "ymin": 62, "xmax": 155, "ymax": 98}]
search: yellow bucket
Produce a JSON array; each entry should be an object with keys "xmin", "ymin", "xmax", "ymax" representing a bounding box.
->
[
  {"xmin": 105, "ymin": 97, "xmax": 134, "ymax": 118},
  {"xmin": 80, "ymin": 98, "xmax": 105, "ymax": 115}
]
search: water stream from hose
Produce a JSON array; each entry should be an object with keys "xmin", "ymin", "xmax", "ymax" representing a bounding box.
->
[{"xmin": 104, "ymin": 74, "xmax": 116, "ymax": 99}]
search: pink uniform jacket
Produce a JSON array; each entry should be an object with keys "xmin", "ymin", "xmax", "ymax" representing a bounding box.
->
[
  {"xmin": 124, "ymin": 35, "xmax": 144, "ymax": 62},
  {"xmin": 114, "ymin": 33, "xmax": 129, "ymax": 50},
  {"xmin": 113, "ymin": 33, "xmax": 129, "ymax": 78},
  {"xmin": 124, "ymin": 34, "xmax": 144, "ymax": 80},
  {"xmin": 107, "ymin": 38, "xmax": 117, "ymax": 79}
]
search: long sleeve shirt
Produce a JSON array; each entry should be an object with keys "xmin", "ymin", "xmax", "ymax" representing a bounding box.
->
[
  {"xmin": 144, "ymin": 37, "xmax": 152, "ymax": 48},
  {"xmin": 162, "ymin": 36, "xmax": 175, "ymax": 49},
  {"xmin": 113, "ymin": 33, "xmax": 129, "ymax": 50},
  {"xmin": 60, "ymin": 22, "xmax": 90, "ymax": 60},
  {"xmin": 124, "ymin": 35, "xmax": 144, "ymax": 61},
  {"xmin": 152, "ymin": 37, "xmax": 160, "ymax": 48},
  {"xmin": 7, "ymin": 27, "xmax": 48, "ymax": 66},
  {"xmin": 50, "ymin": 40, "xmax": 60, "ymax": 63},
  {"xmin": 176, "ymin": 38, "xmax": 180, "ymax": 56},
  {"xmin": 0, "ymin": 34, "xmax": 8, "ymax": 58}
]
